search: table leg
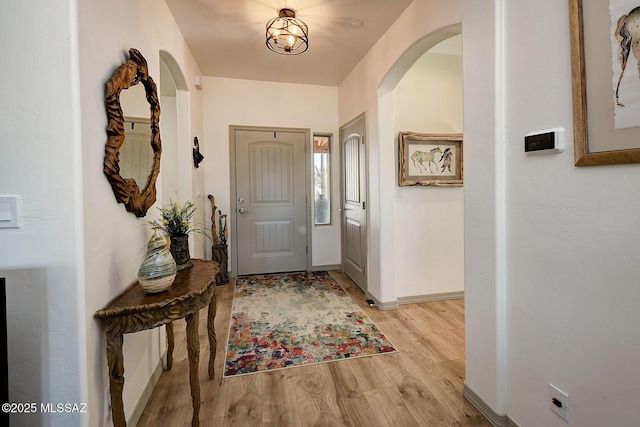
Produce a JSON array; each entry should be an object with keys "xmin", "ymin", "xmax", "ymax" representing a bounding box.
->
[
  {"xmin": 185, "ymin": 311, "xmax": 200, "ymax": 426},
  {"xmin": 106, "ymin": 323, "xmax": 126, "ymax": 427},
  {"xmin": 165, "ymin": 322, "xmax": 174, "ymax": 370},
  {"xmin": 207, "ymin": 293, "xmax": 217, "ymax": 379}
]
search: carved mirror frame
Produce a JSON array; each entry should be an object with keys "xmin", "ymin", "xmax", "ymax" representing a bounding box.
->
[{"xmin": 104, "ymin": 48, "xmax": 161, "ymax": 217}]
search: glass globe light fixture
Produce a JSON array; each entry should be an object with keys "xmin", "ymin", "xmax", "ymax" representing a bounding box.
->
[{"xmin": 266, "ymin": 8, "xmax": 309, "ymax": 55}]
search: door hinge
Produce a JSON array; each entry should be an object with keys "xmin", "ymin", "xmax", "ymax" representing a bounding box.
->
[
  {"xmin": 306, "ymin": 246, "xmax": 308, "ymax": 254},
  {"xmin": 362, "ymin": 201, "xmax": 366, "ymax": 210}
]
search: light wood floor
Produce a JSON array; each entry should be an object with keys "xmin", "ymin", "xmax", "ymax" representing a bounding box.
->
[{"xmin": 137, "ymin": 271, "xmax": 491, "ymax": 426}]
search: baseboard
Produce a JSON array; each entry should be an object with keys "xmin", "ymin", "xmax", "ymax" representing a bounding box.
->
[
  {"xmin": 507, "ymin": 416, "xmax": 522, "ymax": 427},
  {"xmin": 463, "ymin": 384, "xmax": 508, "ymax": 427},
  {"xmin": 463, "ymin": 384, "xmax": 522, "ymax": 427},
  {"xmin": 310, "ymin": 264, "xmax": 342, "ymax": 272},
  {"xmin": 397, "ymin": 291, "xmax": 464, "ymax": 305},
  {"xmin": 128, "ymin": 350, "xmax": 165, "ymax": 426},
  {"xmin": 366, "ymin": 293, "xmax": 398, "ymax": 311}
]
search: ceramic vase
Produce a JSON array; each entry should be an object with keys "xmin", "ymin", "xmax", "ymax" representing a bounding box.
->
[
  {"xmin": 170, "ymin": 234, "xmax": 193, "ymax": 270},
  {"xmin": 138, "ymin": 228, "xmax": 177, "ymax": 293}
]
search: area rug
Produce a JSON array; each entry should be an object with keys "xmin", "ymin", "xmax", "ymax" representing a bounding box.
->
[{"xmin": 224, "ymin": 271, "xmax": 397, "ymax": 377}]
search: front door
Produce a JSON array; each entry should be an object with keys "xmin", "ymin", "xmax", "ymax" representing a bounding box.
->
[
  {"xmin": 340, "ymin": 114, "xmax": 367, "ymax": 291},
  {"xmin": 233, "ymin": 128, "xmax": 309, "ymax": 275}
]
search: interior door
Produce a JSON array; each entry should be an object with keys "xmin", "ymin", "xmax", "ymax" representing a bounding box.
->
[
  {"xmin": 340, "ymin": 114, "xmax": 367, "ymax": 291},
  {"xmin": 234, "ymin": 128, "xmax": 309, "ymax": 275}
]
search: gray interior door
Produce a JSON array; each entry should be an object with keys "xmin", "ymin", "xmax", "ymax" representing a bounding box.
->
[
  {"xmin": 340, "ymin": 114, "xmax": 367, "ymax": 291},
  {"xmin": 234, "ymin": 129, "xmax": 308, "ymax": 275}
]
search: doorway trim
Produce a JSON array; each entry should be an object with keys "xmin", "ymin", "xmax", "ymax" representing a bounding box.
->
[{"xmin": 229, "ymin": 125, "xmax": 312, "ymax": 277}]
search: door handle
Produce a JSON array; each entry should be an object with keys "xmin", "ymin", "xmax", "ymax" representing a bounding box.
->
[
  {"xmin": 339, "ymin": 207, "xmax": 349, "ymax": 212},
  {"xmin": 238, "ymin": 207, "xmax": 249, "ymax": 214}
]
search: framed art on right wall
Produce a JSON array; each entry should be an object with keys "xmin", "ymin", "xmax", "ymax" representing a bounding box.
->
[{"xmin": 569, "ymin": 0, "xmax": 640, "ymax": 166}]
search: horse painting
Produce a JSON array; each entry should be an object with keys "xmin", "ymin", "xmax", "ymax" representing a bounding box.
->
[{"xmin": 410, "ymin": 147, "xmax": 442, "ymax": 174}]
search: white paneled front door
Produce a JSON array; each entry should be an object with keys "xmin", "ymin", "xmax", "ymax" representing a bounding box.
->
[{"xmin": 233, "ymin": 128, "xmax": 309, "ymax": 275}]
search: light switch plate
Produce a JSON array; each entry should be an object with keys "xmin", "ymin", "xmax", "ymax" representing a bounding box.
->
[{"xmin": 0, "ymin": 195, "xmax": 21, "ymax": 228}]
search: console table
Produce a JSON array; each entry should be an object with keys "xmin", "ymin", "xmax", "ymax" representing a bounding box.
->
[{"xmin": 95, "ymin": 259, "xmax": 219, "ymax": 427}]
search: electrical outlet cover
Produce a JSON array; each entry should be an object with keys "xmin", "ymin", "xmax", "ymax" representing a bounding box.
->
[{"xmin": 550, "ymin": 384, "xmax": 569, "ymax": 422}]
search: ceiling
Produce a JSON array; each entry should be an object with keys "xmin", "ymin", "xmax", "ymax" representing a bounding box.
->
[{"xmin": 164, "ymin": 0, "xmax": 414, "ymax": 86}]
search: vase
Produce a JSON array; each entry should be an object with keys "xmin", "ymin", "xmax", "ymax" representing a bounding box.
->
[
  {"xmin": 170, "ymin": 234, "xmax": 193, "ymax": 270},
  {"xmin": 211, "ymin": 244, "xmax": 229, "ymax": 285},
  {"xmin": 138, "ymin": 228, "xmax": 177, "ymax": 293}
]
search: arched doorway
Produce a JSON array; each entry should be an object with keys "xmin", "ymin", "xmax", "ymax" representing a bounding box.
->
[
  {"xmin": 158, "ymin": 51, "xmax": 198, "ymax": 256},
  {"xmin": 378, "ymin": 24, "xmax": 464, "ymax": 303}
]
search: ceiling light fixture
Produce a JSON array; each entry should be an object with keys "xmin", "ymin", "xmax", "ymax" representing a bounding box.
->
[{"xmin": 266, "ymin": 8, "xmax": 309, "ymax": 55}]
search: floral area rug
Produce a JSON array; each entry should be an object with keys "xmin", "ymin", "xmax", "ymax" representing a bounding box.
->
[{"xmin": 224, "ymin": 271, "xmax": 397, "ymax": 377}]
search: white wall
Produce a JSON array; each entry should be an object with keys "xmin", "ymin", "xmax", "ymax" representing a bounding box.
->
[
  {"xmin": 462, "ymin": 0, "xmax": 503, "ymax": 414},
  {"xmin": 77, "ymin": 0, "xmax": 204, "ymax": 425},
  {"xmin": 503, "ymin": 1, "xmax": 640, "ymax": 425},
  {"xmin": 393, "ymin": 51, "xmax": 464, "ymax": 298},
  {"xmin": 0, "ymin": 1, "xmax": 87, "ymax": 425},
  {"xmin": 202, "ymin": 77, "xmax": 341, "ymax": 269}
]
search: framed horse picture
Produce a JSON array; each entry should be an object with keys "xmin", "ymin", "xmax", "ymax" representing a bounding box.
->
[{"xmin": 398, "ymin": 132, "xmax": 463, "ymax": 186}]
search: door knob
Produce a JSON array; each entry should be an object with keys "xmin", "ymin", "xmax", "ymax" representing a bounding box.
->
[{"xmin": 238, "ymin": 207, "xmax": 248, "ymax": 214}]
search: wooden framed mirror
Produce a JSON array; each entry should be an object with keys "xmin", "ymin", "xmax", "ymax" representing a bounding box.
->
[{"xmin": 104, "ymin": 48, "xmax": 161, "ymax": 217}]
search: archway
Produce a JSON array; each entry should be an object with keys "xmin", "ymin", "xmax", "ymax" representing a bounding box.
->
[
  {"xmin": 378, "ymin": 24, "xmax": 464, "ymax": 302},
  {"xmin": 159, "ymin": 51, "xmax": 194, "ymax": 252}
]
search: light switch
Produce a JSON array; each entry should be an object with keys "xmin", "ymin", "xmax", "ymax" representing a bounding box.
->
[
  {"xmin": 0, "ymin": 196, "xmax": 21, "ymax": 228},
  {"xmin": 0, "ymin": 202, "xmax": 11, "ymax": 221}
]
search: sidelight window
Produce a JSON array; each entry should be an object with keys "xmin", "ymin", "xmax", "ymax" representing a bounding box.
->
[{"xmin": 313, "ymin": 135, "xmax": 331, "ymax": 225}]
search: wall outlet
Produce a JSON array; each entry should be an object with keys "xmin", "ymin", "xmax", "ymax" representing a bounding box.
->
[{"xmin": 550, "ymin": 384, "xmax": 569, "ymax": 422}]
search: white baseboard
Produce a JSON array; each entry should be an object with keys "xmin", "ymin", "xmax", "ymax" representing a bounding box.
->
[
  {"xmin": 463, "ymin": 384, "xmax": 507, "ymax": 426},
  {"xmin": 463, "ymin": 384, "xmax": 521, "ymax": 427},
  {"xmin": 508, "ymin": 416, "xmax": 522, "ymax": 427},
  {"xmin": 128, "ymin": 350, "xmax": 165, "ymax": 426},
  {"xmin": 311, "ymin": 264, "xmax": 342, "ymax": 272},
  {"xmin": 397, "ymin": 291, "xmax": 464, "ymax": 305},
  {"xmin": 365, "ymin": 293, "xmax": 398, "ymax": 311}
]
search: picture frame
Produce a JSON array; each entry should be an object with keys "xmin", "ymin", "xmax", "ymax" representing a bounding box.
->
[
  {"xmin": 569, "ymin": 0, "xmax": 640, "ymax": 166},
  {"xmin": 398, "ymin": 132, "xmax": 463, "ymax": 186}
]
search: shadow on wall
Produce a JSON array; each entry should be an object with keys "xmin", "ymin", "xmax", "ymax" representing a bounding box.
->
[{"xmin": 1, "ymin": 267, "xmax": 49, "ymax": 426}]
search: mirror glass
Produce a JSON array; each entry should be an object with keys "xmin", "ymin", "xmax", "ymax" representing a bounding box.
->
[
  {"xmin": 120, "ymin": 83, "xmax": 153, "ymax": 185},
  {"xmin": 103, "ymin": 48, "xmax": 161, "ymax": 217},
  {"xmin": 121, "ymin": 116, "xmax": 153, "ymax": 185}
]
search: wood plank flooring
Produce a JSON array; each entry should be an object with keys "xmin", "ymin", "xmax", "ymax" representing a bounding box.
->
[{"xmin": 136, "ymin": 271, "xmax": 490, "ymax": 426}]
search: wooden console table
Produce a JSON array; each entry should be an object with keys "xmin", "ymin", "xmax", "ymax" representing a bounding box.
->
[{"xmin": 95, "ymin": 259, "xmax": 219, "ymax": 427}]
